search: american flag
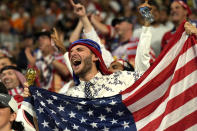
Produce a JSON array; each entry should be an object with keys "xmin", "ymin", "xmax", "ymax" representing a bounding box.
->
[
  {"xmin": 121, "ymin": 21, "xmax": 197, "ymax": 130},
  {"xmin": 26, "ymin": 21, "xmax": 197, "ymax": 131},
  {"xmin": 29, "ymin": 86, "xmax": 136, "ymax": 131}
]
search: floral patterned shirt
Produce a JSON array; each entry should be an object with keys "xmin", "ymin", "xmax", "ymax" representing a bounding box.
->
[{"xmin": 66, "ymin": 71, "xmax": 142, "ymax": 98}]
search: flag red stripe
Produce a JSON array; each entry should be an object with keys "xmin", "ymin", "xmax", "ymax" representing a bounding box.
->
[
  {"xmin": 132, "ymin": 57, "xmax": 197, "ymax": 121},
  {"xmin": 164, "ymin": 110, "xmax": 197, "ymax": 131},
  {"xmin": 139, "ymin": 83, "xmax": 197, "ymax": 131},
  {"xmin": 121, "ymin": 21, "xmax": 186, "ymax": 95}
]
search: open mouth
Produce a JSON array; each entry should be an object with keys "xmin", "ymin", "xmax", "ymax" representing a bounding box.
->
[
  {"xmin": 73, "ymin": 60, "xmax": 81, "ymax": 66},
  {"xmin": 171, "ymin": 12, "xmax": 179, "ymax": 17},
  {"xmin": 71, "ymin": 55, "xmax": 82, "ymax": 69}
]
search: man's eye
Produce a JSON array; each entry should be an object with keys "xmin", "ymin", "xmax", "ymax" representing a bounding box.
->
[
  {"xmin": 112, "ymin": 65, "xmax": 118, "ymax": 69},
  {"xmin": 77, "ymin": 48, "xmax": 83, "ymax": 51}
]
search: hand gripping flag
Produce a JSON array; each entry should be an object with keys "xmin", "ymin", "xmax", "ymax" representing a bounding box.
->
[{"xmin": 25, "ymin": 21, "xmax": 197, "ymax": 131}]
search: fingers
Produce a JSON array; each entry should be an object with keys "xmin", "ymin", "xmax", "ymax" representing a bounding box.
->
[
  {"xmin": 23, "ymin": 87, "xmax": 31, "ymax": 97},
  {"xmin": 51, "ymin": 28, "xmax": 59, "ymax": 44},
  {"xmin": 69, "ymin": 0, "xmax": 76, "ymax": 7},
  {"xmin": 53, "ymin": 27, "xmax": 59, "ymax": 39},
  {"xmin": 138, "ymin": 3, "xmax": 152, "ymax": 10},
  {"xmin": 184, "ymin": 22, "xmax": 197, "ymax": 35}
]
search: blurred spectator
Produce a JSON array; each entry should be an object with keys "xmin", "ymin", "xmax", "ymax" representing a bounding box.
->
[
  {"xmin": 25, "ymin": 30, "xmax": 71, "ymax": 92},
  {"xmin": 0, "ymin": 56, "xmax": 16, "ymax": 70},
  {"xmin": 111, "ymin": 17, "xmax": 139, "ymax": 66},
  {"xmin": 0, "ymin": 66, "xmax": 26, "ymax": 107},
  {"xmin": 189, "ymin": 9, "xmax": 197, "ymax": 21},
  {"xmin": 0, "ymin": 49, "xmax": 12, "ymax": 58},
  {"xmin": 0, "ymin": 18, "xmax": 19, "ymax": 53},
  {"xmin": 33, "ymin": 4, "xmax": 56, "ymax": 31},
  {"xmin": 161, "ymin": 0, "xmax": 192, "ymax": 51},
  {"xmin": 10, "ymin": 6, "xmax": 30, "ymax": 33},
  {"xmin": 159, "ymin": 6, "xmax": 174, "ymax": 29},
  {"xmin": 16, "ymin": 34, "xmax": 34, "ymax": 71}
]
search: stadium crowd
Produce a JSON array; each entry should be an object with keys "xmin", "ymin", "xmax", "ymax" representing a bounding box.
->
[{"xmin": 0, "ymin": 0, "xmax": 197, "ymax": 130}]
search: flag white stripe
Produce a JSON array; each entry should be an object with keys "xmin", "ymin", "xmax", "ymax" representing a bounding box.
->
[
  {"xmin": 136, "ymin": 71, "xmax": 197, "ymax": 130},
  {"xmin": 185, "ymin": 124, "xmax": 197, "ymax": 131},
  {"xmin": 122, "ymin": 32, "xmax": 188, "ymax": 100},
  {"xmin": 157, "ymin": 98, "xmax": 197, "ymax": 131}
]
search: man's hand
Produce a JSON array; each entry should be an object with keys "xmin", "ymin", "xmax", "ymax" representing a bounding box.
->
[
  {"xmin": 25, "ymin": 47, "xmax": 36, "ymax": 66},
  {"xmin": 69, "ymin": 0, "xmax": 86, "ymax": 17},
  {"xmin": 138, "ymin": 0, "xmax": 152, "ymax": 26},
  {"xmin": 184, "ymin": 22, "xmax": 197, "ymax": 36},
  {"xmin": 51, "ymin": 28, "xmax": 66, "ymax": 54},
  {"xmin": 23, "ymin": 82, "xmax": 31, "ymax": 97}
]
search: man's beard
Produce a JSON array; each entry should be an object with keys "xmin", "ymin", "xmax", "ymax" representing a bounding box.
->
[{"xmin": 76, "ymin": 55, "xmax": 93, "ymax": 78}]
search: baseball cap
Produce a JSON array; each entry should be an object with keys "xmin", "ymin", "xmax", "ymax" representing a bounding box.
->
[
  {"xmin": 112, "ymin": 17, "xmax": 133, "ymax": 26},
  {"xmin": 0, "ymin": 93, "xmax": 18, "ymax": 112}
]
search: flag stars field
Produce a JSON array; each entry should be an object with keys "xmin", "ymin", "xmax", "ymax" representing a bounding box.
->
[
  {"xmin": 40, "ymin": 101, "xmax": 46, "ymax": 107},
  {"xmin": 52, "ymin": 95, "xmax": 58, "ymax": 100},
  {"xmin": 87, "ymin": 109, "xmax": 94, "ymax": 116},
  {"xmin": 105, "ymin": 107, "xmax": 112, "ymax": 113},
  {"xmin": 111, "ymin": 119, "xmax": 118, "ymax": 124},
  {"xmin": 117, "ymin": 111, "xmax": 124, "ymax": 116},
  {"xmin": 102, "ymin": 126, "xmax": 110, "ymax": 131},
  {"xmin": 90, "ymin": 122, "xmax": 98, "ymax": 128},
  {"xmin": 109, "ymin": 100, "xmax": 117, "ymax": 105},
  {"xmin": 72, "ymin": 124, "xmax": 79, "ymax": 130},
  {"xmin": 98, "ymin": 114, "xmax": 106, "ymax": 121},
  {"xmin": 69, "ymin": 111, "xmax": 76, "ymax": 118},
  {"xmin": 122, "ymin": 121, "xmax": 130, "ymax": 129},
  {"xmin": 46, "ymin": 99, "xmax": 53, "ymax": 104},
  {"xmin": 41, "ymin": 120, "xmax": 49, "ymax": 128},
  {"xmin": 57, "ymin": 105, "xmax": 64, "ymax": 112},
  {"xmin": 80, "ymin": 117, "xmax": 87, "ymax": 123},
  {"xmin": 76, "ymin": 104, "xmax": 83, "ymax": 110},
  {"xmin": 37, "ymin": 106, "xmax": 44, "ymax": 113}
]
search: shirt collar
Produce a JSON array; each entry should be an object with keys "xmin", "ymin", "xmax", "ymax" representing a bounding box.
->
[{"xmin": 79, "ymin": 72, "xmax": 103, "ymax": 86}]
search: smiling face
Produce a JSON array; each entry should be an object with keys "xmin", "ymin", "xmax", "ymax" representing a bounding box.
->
[
  {"xmin": 69, "ymin": 45, "xmax": 98, "ymax": 78},
  {"xmin": 1, "ymin": 69, "xmax": 20, "ymax": 89},
  {"xmin": 170, "ymin": 2, "xmax": 187, "ymax": 25}
]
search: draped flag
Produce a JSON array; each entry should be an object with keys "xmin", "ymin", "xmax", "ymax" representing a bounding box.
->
[
  {"xmin": 28, "ymin": 87, "xmax": 136, "ymax": 131},
  {"xmin": 26, "ymin": 21, "xmax": 197, "ymax": 131}
]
